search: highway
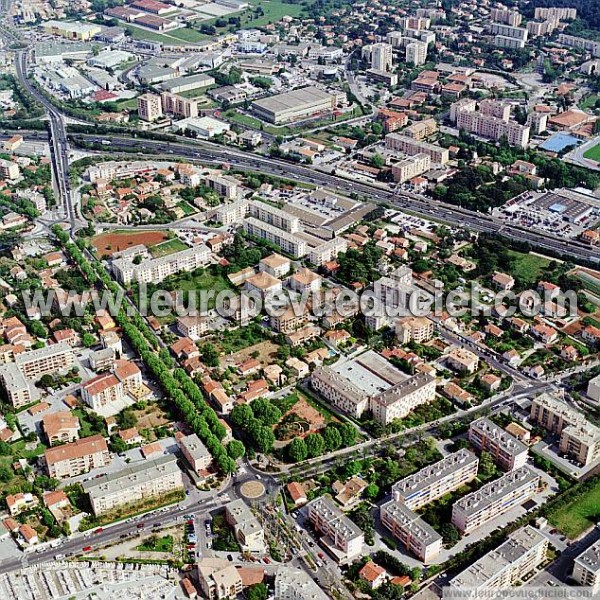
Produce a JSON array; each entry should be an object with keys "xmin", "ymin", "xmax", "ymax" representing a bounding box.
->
[{"xmin": 69, "ymin": 133, "xmax": 600, "ymax": 266}]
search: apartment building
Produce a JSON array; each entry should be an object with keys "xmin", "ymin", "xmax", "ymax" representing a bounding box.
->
[
  {"xmin": 527, "ymin": 18, "xmax": 559, "ymax": 37},
  {"xmin": 391, "ymin": 153, "xmax": 431, "ymax": 183},
  {"xmin": 307, "ymin": 496, "xmax": 364, "ymax": 563},
  {"xmin": 450, "ymin": 526, "xmax": 548, "ymax": 591},
  {"xmin": 588, "ymin": 374, "xmax": 600, "ymax": 403},
  {"xmin": 178, "ymin": 433, "xmax": 212, "ymax": 476},
  {"xmin": 490, "ymin": 7, "xmax": 522, "ymax": 26},
  {"xmin": 112, "ymin": 245, "xmax": 210, "ymax": 284},
  {"xmin": 270, "ymin": 305, "xmax": 309, "ymax": 334},
  {"xmin": 86, "ymin": 161, "xmax": 159, "ymax": 183},
  {"xmin": 274, "ymin": 568, "xmax": 329, "ymax": 600},
  {"xmin": 45, "ymin": 434, "xmax": 111, "ymax": 479},
  {"xmin": 396, "ymin": 316, "xmax": 434, "ymax": 344},
  {"xmin": 83, "ymin": 455, "xmax": 183, "ymax": 515},
  {"xmin": 558, "ymin": 34, "xmax": 600, "ymax": 57},
  {"xmin": 0, "ymin": 159, "xmax": 20, "ymax": 181},
  {"xmin": 289, "ymin": 268, "xmax": 322, "ymax": 294},
  {"xmin": 308, "ymin": 237, "xmax": 348, "ymax": 266},
  {"xmin": 243, "ymin": 217, "xmax": 307, "ymax": 258},
  {"xmin": 224, "ymin": 499, "xmax": 266, "ymax": 553},
  {"xmin": 371, "ymin": 43, "xmax": 393, "ymax": 72},
  {"xmin": 81, "ymin": 373, "xmax": 124, "ymax": 411},
  {"xmin": 259, "ymin": 253, "xmax": 291, "ymax": 278},
  {"xmin": 536, "ymin": 7, "xmax": 577, "ymax": 20},
  {"xmin": 469, "ymin": 417, "xmax": 528, "ymax": 471},
  {"xmin": 214, "ymin": 199, "xmax": 248, "ymax": 226},
  {"xmin": 0, "ymin": 363, "xmax": 31, "ymax": 408},
  {"xmin": 311, "ymin": 367, "xmax": 369, "ymax": 418},
  {"xmin": 197, "ymin": 558, "xmax": 243, "ymax": 600},
  {"xmin": 406, "ymin": 42, "xmax": 428, "ymax": 66},
  {"xmin": 206, "ymin": 174, "xmax": 239, "ymax": 200},
  {"xmin": 137, "ymin": 93, "xmax": 163, "ymax": 122},
  {"xmin": 380, "ymin": 500, "xmax": 443, "ymax": 562},
  {"xmin": 490, "ymin": 23, "xmax": 528, "ymax": 41},
  {"xmin": 14, "ymin": 342, "xmax": 74, "ymax": 381},
  {"xmin": 404, "ymin": 118, "xmax": 438, "ymax": 141},
  {"xmin": 572, "ymin": 538, "xmax": 600, "ymax": 595},
  {"xmin": 385, "ymin": 133, "xmax": 449, "ymax": 164},
  {"xmin": 446, "ymin": 347, "xmax": 479, "ymax": 374},
  {"xmin": 451, "ymin": 467, "xmax": 540, "ymax": 534},
  {"xmin": 249, "ymin": 200, "xmax": 300, "ymax": 233},
  {"xmin": 530, "ymin": 392, "xmax": 582, "ymax": 434},
  {"xmin": 176, "ymin": 315, "xmax": 210, "ymax": 340},
  {"xmin": 42, "ymin": 411, "xmax": 81, "ymax": 446},
  {"xmin": 558, "ymin": 423, "xmax": 600, "ymax": 467},
  {"xmin": 160, "ymin": 91, "xmax": 199, "ymax": 118},
  {"xmin": 392, "ymin": 449, "xmax": 479, "ymax": 510}
]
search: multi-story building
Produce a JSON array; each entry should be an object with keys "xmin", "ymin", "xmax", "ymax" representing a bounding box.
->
[
  {"xmin": 446, "ymin": 347, "xmax": 479, "ymax": 374},
  {"xmin": 557, "ymin": 34, "xmax": 600, "ymax": 57},
  {"xmin": 391, "ymin": 153, "xmax": 431, "ymax": 183},
  {"xmin": 214, "ymin": 199, "xmax": 248, "ymax": 226},
  {"xmin": 392, "ymin": 449, "xmax": 479, "ymax": 510},
  {"xmin": 137, "ymin": 93, "xmax": 163, "ymax": 122},
  {"xmin": 0, "ymin": 363, "xmax": 31, "ymax": 408},
  {"xmin": 469, "ymin": 417, "xmax": 529, "ymax": 471},
  {"xmin": 530, "ymin": 392, "xmax": 583, "ymax": 434},
  {"xmin": 249, "ymin": 200, "xmax": 300, "ymax": 233},
  {"xmin": 205, "ymin": 174, "xmax": 239, "ymax": 199},
  {"xmin": 535, "ymin": 7, "xmax": 577, "ymax": 20},
  {"xmin": 406, "ymin": 42, "xmax": 428, "ymax": 66},
  {"xmin": 371, "ymin": 43, "xmax": 393, "ymax": 72},
  {"xmin": 449, "ymin": 526, "xmax": 548, "ymax": 591},
  {"xmin": 0, "ymin": 159, "xmax": 20, "ymax": 181},
  {"xmin": 270, "ymin": 305, "xmax": 309, "ymax": 334},
  {"xmin": 309, "ymin": 237, "xmax": 348, "ymax": 266},
  {"xmin": 572, "ymin": 538, "xmax": 600, "ymax": 595},
  {"xmin": 527, "ymin": 18, "xmax": 559, "ymax": 37},
  {"xmin": 112, "ymin": 245, "xmax": 210, "ymax": 284},
  {"xmin": 289, "ymin": 268, "xmax": 322, "ymax": 294},
  {"xmin": 396, "ymin": 316, "xmax": 434, "ymax": 344},
  {"xmin": 490, "ymin": 8, "xmax": 522, "ymax": 26},
  {"xmin": 176, "ymin": 316, "xmax": 210, "ymax": 340},
  {"xmin": 259, "ymin": 253, "xmax": 291, "ymax": 278},
  {"xmin": 160, "ymin": 91, "xmax": 199, "ymax": 118},
  {"xmin": 490, "ymin": 23, "xmax": 528, "ymax": 41},
  {"xmin": 243, "ymin": 217, "xmax": 307, "ymax": 258},
  {"xmin": 588, "ymin": 374, "xmax": 600, "ymax": 403},
  {"xmin": 81, "ymin": 373, "xmax": 124, "ymax": 411},
  {"xmin": 404, "ymin": 118, "xmax": 438, "ymax": 141},
  {"xmin": 13, "ymin": 342, "xmax": 74, "ymax": 381},
  {"xmin": 380, "ymin": 500, "xmax": 443, "ymax": 562},
  {"xmin": 42, "ymin": 411, "xmax": 81, "ymax": 446},
  {"xmin": 385, "ymin": 134, "xmax": 449, "ymax": 164},
  {"xmin": 197, "ymin": 558, "xmax": 243, "ymax": 600},
  {"xmin": 83, "ymin": 455, "xmax": 183, "ymax": 515},
  {"xmin": 307, "ymin": 496, "xmax": 364, "ymax": 563},
  {"xmin": 558, "ymin": 423, "xmax": 600, "ymax": 467},
  {"xmin": 178, "ymin": 433, "xmax": 212, "ymax": 476},
  {"xmin": 451, "ymin": 467, "xmax": 540, "ymax": 534},
  {"xmin": 311, "ymin": 367, "xmax": 369, "ymax": 418},
  {"xmin": 274, "ymin": 568, "xmax": 329, "ymax": 600},
  {"xmin": 251, "ymin": 86, "xmax": 336, "ymax": 124},
  {"xmin": 224, "ymin": 499, "xmax": 266, "ymax": 553},
  {"xmin": 45, "ymin": 434, "xmax": 111, "ymax": 479}
]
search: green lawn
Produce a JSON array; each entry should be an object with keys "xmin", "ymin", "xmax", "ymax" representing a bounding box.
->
[
  {"xmin": 177, "ymin": 201, "xmax": 197, "ymax": 216},
  {"xmin": 167, "ymin": 27, "xmax": 209, "ymax": 42},
  {"xmin": 583, "ymin": 141, "xmax": 600, "ymax": 163},
  {"xmin": 580, "ymin": 94, "xmax": 600, "ymax": 111},
  {"xmin": 126, "ymin": 24, "xmax": 187, "ymax": 45},
  {"xmin": 507, "ymin": 250, "xmax": 552, "ymax": 286},
  {"xmin": 548, "ymin": 480, "xmax": 600, "ymax": 538},
  {"xmin": 136, "ymin": 534, "xmax": 174, "ymax": 553},
  {"xmin": 243, "ymin": 0, "xmax": 305, "ymax": 27},
  {"xmin": 164, "ymin": 265, "xmax": 234, "ymax": 310},
  {"xmin": 149, "ymin": 238, "xmax": 188, "ymax": 258},
  {"xmin": 116, "ymin": 98, "xmax": 138, "ymax": 111}
]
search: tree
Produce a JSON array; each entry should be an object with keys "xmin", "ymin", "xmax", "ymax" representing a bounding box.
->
[
  {"xmin": 246, "ymin": 583, "xmax": 268, "ymax": 600},
  {"xmin": 0, "ymin": 441, "xmax": 11, "ymax": 456},
  {"xmin": 286, "ymin": 437, "xmax": 308, "ymax": 462},
  {"xmin": 251, "ymin": 424, "xmax": 275, "ymax": 454},
  {"xmin": 338, "ymin": 423, "xmax": 356, "ymax": 447},
  {"xmin": 81, "ymin": 332, "xmax": 95, "ymax": 348},
  {"xmin": 251, "ymin": 398, "xmax": 281, "ymax": 426},
  {"xmin": 323, "ymin": 425, "xmax": 342, "ymax": 451},
  {"xmin": 117, "ymin": 408, "xmax": 137, "ymax": 430},
  {"xmin": 200, "ymin": 343, "xmax": 219, "ymax": 367},
  {"xmin": 440, "ymin": 523, "xmax": 460, "ymax": 546},
  {"xmin": 0, "ymin": 466, "xmax": 13, "ymax": 483},
  {"xmin": 364, "ymin": 483, "xmax": 380, "ymax": 501},
  {"xmin": 110, "ymin": 435, "xmax": 128, "ymax": 453},
  {"xmin": 304, "ymin": 433, "xmax": 325, "ymax": 458},
  {"xmin": 478, "ymin": 450, "xmax": 497, "ymax": 481},
  {"xmin": 231, "ymin": 404, "xmax": 254, "ymax": 428},
  {"xmin": 227, "ymin": 440, "xmax": 245, "ymax": 460},
  {"xmin": 371, "ymin": 153, "xmax": 385, "ymax": 169}
]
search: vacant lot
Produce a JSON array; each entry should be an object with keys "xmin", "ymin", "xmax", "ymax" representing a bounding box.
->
[
  {"xmin": 92, "ymin": 231, "xmax": 169, "ymax": 257},
  {"xmin": 548, "ymin": 479, "xmax": 600, "ymax": 538},
  {"xmin": 507, "ymin": 250, "xmax": 552, "ymax": 286},
  {"xmin": 221, "ymin": 340, "xmax": 278, "ymax": 368}
]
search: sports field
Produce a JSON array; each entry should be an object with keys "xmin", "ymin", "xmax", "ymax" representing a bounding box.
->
[{"xmin": 583, "ymin": 141, "xmax": 600, "ymax": 162}]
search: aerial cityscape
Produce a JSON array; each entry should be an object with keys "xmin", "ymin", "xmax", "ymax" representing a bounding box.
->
[{"xmin": 0, "ymin": 0, "xmax": 599, "ymax": 597}]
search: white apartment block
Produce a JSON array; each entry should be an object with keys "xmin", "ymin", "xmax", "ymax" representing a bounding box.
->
[
  {"xmin": 112, "ymin": 244, "xmax": 210, "ymax": 284},
  {"xmin": 406, "ymin": 42, "xmax": 428, "ymax": 66},
  {"xmin": 0, "ymin": 159, "xmax": 20, "ymax": 181},
  {"xmin": 0, "ymin": 363, "xmax": 31, "ymax": 408},
  {"xmin": 307, "ymin": 496, "xmax": 364, "ymax": 563},
  {"xmin": 83, "ymin": 455, "xmax": 183, "ymax": 515},
  {"xmin": 391, "ymin": 153, "xmax": 431, "ymax": 183},
  {"xmin": 588, "ymin": 374, "xmax": 600, "ymax": 403},
  {"xmin": 311, "ymin": 367, "xmax": 369, "ymax": 419},
  {"xmin": 13, "ymin": 342, "xmax": 74, "ymax": 381},
  {"xmin": 178, "ymin": 433, "xmax": 212, "ymax": 476},
  {"xmin": 450, "ymin": 526, "xmax": 548, "ymax": 591},
  {"xmin": 87, "ymin": 161, "xmax": 159, "ymax": 183},
  {"xmin": 81, "ymin": 373, "xmax": 124, "ymax": 411},
  {"xmin": 45, "ymin": 434, "xmax": 111, "ymax": 479},
  {"xmin": 490, "ymin": 23, "xmax": 528, "ymax": 41},
  {"xmin": 274, "ymin": 568, "xmax": 329, "ymax": 600},
  {"xmin": 249, "ymin": 200, "xmax": 300, "ymax": 233},
  {"xmin": 214, "ymin": 199, "xmax": 248, "ymax": 225},
  {"xmin": 527, "ymin": 18, "xmax": 559, "ymax": 37},
  {"xmin": 259, "ymin": 253, "xmax": 291, "ymax": 278},
  {"xmin": 176, "ymin": 315, "xmax": 209, "ymax": 340},
  {"xmin": 137, "ymin": 93, "xmax": 163, "ymax": 122},
  {"xmin": 308, "ymin": 237, "xmax": 348, "ymax": 266},
  {"xmin": 396, "ymin": 316, "xmax": 434, "ymax": 344},
  {"xmin": 451, "ymin": 467, "xmax": 540, "ymax": 534},
  {"xmin": 206, "ymin": 174, "xmax": 239, "ymax": 199},
  {"xmin": 243, "ymin": 217, "xmax": 307, "ymax": 258},
  {"xmin": 490, "ymin": 8, "xmax": 522, "ymax": 26},
  {"xmin": 380, "ymin": 500, "xmax": 443, "ymax": 563},
  {"xmin": 160, "ymin": 91, "xmax": 199, "ymax": 118},
  {"xmin": 392, "ymin": 449, "xmax": 479, "ymax": 510},
  {"xmin": 224, "ymin": 499, "xmax": 266, "ymax": 553},
  {"xmin": 469, "ymin": 417, "xmax": 529, "ymax": 471},
  {"xmin": 535, "ymin": 7, "xmax": 577, "ymax": 20},
  {"xmin": 557, "ymin": 34, "xmax": 600, "ymax": 57},
  {"xmin": 572, "ymin": 538, "xmax": 600, "ymax": 595},
  {"xmin": 385, "ymin": 134, "xmax": 449, "ymax": 164},
  {"xmin": 371, "ymin": 43, "xmax": 393, "ymax": 72},
  {"xmin": 558, "ymin": 423, "xmax": 600, "ymax": 467}
]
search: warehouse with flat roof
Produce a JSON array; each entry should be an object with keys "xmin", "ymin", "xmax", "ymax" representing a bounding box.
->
[{"xmin": 251, "ymin": 86, "xmax": 336, "ymax": 124}]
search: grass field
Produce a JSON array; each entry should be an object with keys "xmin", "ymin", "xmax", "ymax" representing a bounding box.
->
[
  {"xmin": 167, "ymin": 27, "xmax": 209, "ymax": 42},
  {"xmin": 580, "ymin": 94, "xmax": 600, "ymax": 111},
  {"xmin": 507, "ymin": 250, "xmax": 552, "ymax": 286},
  {"xmin": 243, "ymin": 0, "xmax": 305, "ymax": 27},
  {"xmin": 149, "ymin": 238, "xmax": 188, "ymax": 258},
  {"xmin": 164, "ymin": 265, "xmax": 233, "ymax": 310},
  {"xmin": 583, "ymin": 141, "xmax": 600, "ymax": 163},
  {"xmin": 137, "ymin": 535, "xmax": 174, "ymax": 553},
  {"xmin": 126, "ymin": 24, "xmax": 188, "ymax": 45},
  {"xmin": 177, "ymin": 201, "xmax": 197, "ymax": 216},
  {"xmin": 116, "ymin": 98, "xmax": 138, "ymax": 111},
  {"xmin": 548, "ymin": 480, "xmax": 600, "ymax": 538}
]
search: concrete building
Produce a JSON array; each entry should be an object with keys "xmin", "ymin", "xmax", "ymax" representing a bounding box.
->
[
  {"xmin": 536, "ymin": 7, "xmax": 577, "ymax": 20},
  {"xmin": 469, "ymin": 417, "xmax": 529, "ymax": 471},
  {"xmin": 176, "ymin": 316, "xmax": 210, "ymax": 340},
  {"xmin": 391, "ymin": 153, "xmax": 431, "ymax": 183},
  {"xmin": 447, "ymin": 347, "xmax": 479, "ymax": 374},
  {"xmin": 450, "ymin": 526, "xmax": 548, "ymax": 591},
  {"xmin": 178, "ymin": 433, "xmax": 212, "ymax": 476},
  {"xmin": 214, "ymin": 199, "xmax": 248, "ymax": 226},
  {"xmin": 490, "ymin": 23, "xmax": 528, "ymax": 42},
  {"xmin": 160, "ymin": 91, "xmax": 199, "ymax": 118},
  {"xmin": 392, "ymin": 449, "xmax": 479, "ymax": 510},
  {"xmin": 13, "ymin": 342, "xmax": 74, "ymax": 381},
  {"xmin": 197, "ymin": 558, "xmax": 243, "ymax": 600},
  {"xmin": 206, "ymin": 174, "xmax": 239, "ymax": 199},
  {"xmin": 396, "ymin": 316, "xmax": 434, "ymax": 344},
  {"xmin": 81, "ymin": 373, "xmax": 124, "ymax": 411},
  {"xmin": 404, "ymin": 118, "xmax": 438, "ymax": 140},
  {"xmin": 308, "ymin": 237, "xmax": 348, "ymax": 266},
  {"xmin": 0, "ymin": 363, "xmax": 31, "ymax": 408},
  {"xmin": 252, "ymin": 86, "xmax": 336, "ymax": 124},
  {"xmin": 249, "ymin": 200, "xmax": 300, "ymax": 233},
  {"xmin": 451, "ymin": 467, "xmax": 540, "ymax": 534},
  {"xmin": 0, "ymin": 159, "xmax": 20, "ymax": 181},
  {"xmin": 259, "ymin": 253, "xmax": 291, "ymax": 278},
  {"xmin": 406, "ymin": 42, "xmax": 428, "ymax": 66},
  {"xmin": 274, "ymin": 567, "xmax": 329, "ymax": 600},
  {"xmin": 45, "ymin": 434, "xmax": 111, "ymax": 479},
  {"xmin": 371, "ymin": 43, "xmax": 393, "ymax": 72},
  {"xmin": 385, "ymin": 133, "xmax": 449, "ymax": 164},
  {"xmin": 380, "ymin": 500, "xmax": 443, "ymax": 562},
  {"xmin": 307, "ymin": 496, "xmax": 364, "ymax": 563},
  {"xmin": 587, "ymin": 374, "xmax": 600, "ymax": 403},
  {"xmin": 490, "ymin": 8, "xmax": 522, "ymax": 26},
  {"xmin": 243, "ymin": 218, "xmax": 307, "ymax": 258},
  {"xmin": 41, "ymin": 20, "xmax": 101, "ymax": 41},
  {"xmin": 572, "ymin": 538, "xmax": 600, "ymax": 595},
  {"xmin": 42, "ymin": 411, "xmax": 81, "ymax": 446},
  {"xmin": 137, "ymin": 93, "xmax": 163, "ymax": 122},
  {"xmin": 224, "ymin": 499, "xmax": 266, "ymax": 553},
  {"xmin": 83, "ymin": 455, "xmax": 183, "ymax": 515},
  {"xmin": 112, "ymin": 245, "xmax": 210, "ymax": 284}
]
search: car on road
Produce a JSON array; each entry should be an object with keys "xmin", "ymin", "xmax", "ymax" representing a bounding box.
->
[
  {"xmin": 94, "ymin": 528, "xmax": 103, "ymax": 534},
  {"xmin": 137, "ymin": 523, "xmax": 144, "ymax": 528},
  {"xmin": 263, "ymin": 557, "xmax": 271, "ymax": 564},
  {"xmin": 318, "ymin": 553, "xmax": 325, "ymax": 560},
  {"xmin": 82, "ymin": 546, "xmax": 92, "ymax": 552}
]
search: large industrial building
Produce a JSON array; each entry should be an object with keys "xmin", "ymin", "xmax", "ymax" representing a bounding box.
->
[{"xmin": 251, "ymin": 86, "xmax": 337, "ymax": 124}]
